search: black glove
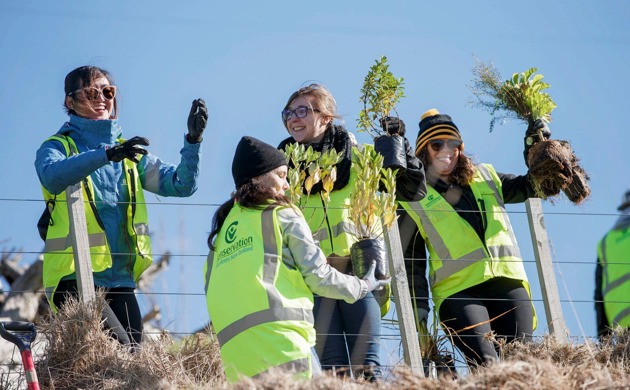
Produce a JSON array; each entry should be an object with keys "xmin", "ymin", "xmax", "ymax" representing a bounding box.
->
[
  {"xmin": 362, "ymin": 261, "xmax": 391, "ymax": 293},
  {"xmin": 523, "ymin": 118, "xmax": 552, "ymax": 167},
  {"xmin": 187, "ymin": 98, "xmax": 208, "ymax": 143},
  {"xmin": 106, "ymin": 136, "xmax": 149, "ymax": 163},
  {"xmin": 379, "ymin": 116, "xmax": 406, "ymax": 136},
  {"xmin": 375, "ymin": 116, "xmax": 408, "ymax": 169}
]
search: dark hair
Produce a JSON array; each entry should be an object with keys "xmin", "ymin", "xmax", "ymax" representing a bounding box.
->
[
  {"xmin": 418, "ymin": 147, "xmax": 476, "ymax": 186},
  {"xmin": 64, "ymin": 65, "xmax": 118, "ymax": 119},
  {"xmin": 207, "ymin": 182, "xmax": 290, "ymax": 250}
]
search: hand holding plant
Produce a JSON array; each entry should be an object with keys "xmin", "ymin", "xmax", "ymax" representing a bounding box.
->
[
  {"xmin": 468, "ymin": 59, "xmax": 590, "ymax": 204},
  {"xmin": 357, "ymin": 56, "xmax": 405, "ymax": 138},
  {"xmin": 358, "ymin": 55, "xmax": 408, "ymax": 170}
]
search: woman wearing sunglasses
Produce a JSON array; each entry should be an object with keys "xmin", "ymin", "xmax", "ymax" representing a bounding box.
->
[
  {"xmin": 277, "ymin": 84, "xmax": 425, "ymax": 381},
  {"xmin": 399, "ymin": 108, "xmax": 537, "ymax": 368},
  {"xmin": 34, "ymin": 65, "xmax": 208, "ymax": 349}
]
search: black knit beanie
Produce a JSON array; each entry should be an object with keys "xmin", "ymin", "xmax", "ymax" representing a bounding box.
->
[
  {"xmin": 232, "ymin": 136, "xmax": 287, "ymax": 188},
  {"xmin": 415, "ymin": 108, "xmax": 463, "ymax": 155}
]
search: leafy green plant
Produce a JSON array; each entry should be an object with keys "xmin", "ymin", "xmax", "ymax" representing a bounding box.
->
[
  {"xmin": 469, "ymin": 59, "xmax": 590, "ymax": 204},
  {"xmin": 282, "ymin": 143, "xmax": 342, "ymax": 211},
  {"xmin": 349, "ymin": 146, "xmax": 398, "ymax": 239},
  {"xmin": 357, "ymin": 55, "xmax": 405, "ymax": 138},
  {"xmin": 469, "ymin": 59, "xmax": 557, "ymax": 131}
]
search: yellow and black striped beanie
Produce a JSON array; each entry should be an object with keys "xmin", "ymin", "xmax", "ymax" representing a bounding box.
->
[{"xmin": 415, "ymin": 108, "xmax": 464, "ymax": 156}]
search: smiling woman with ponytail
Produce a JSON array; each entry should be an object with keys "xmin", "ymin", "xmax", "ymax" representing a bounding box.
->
[{"xmin": 35, "ymin": 65, "xmax": 207, "ymax": 349}]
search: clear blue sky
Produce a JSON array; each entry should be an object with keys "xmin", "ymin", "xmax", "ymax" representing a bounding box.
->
[{"xmin": 1, "ymin": 0, "xmax": 628, "ymax": 360}]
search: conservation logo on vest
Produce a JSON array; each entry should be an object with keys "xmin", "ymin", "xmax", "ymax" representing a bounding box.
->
[
  {"xmin": 216, "ymin": 221, "xmax": 253, "ymax": 268},
  {"xmin": 226, "ymin": 221, "xmax": 238, "ymax": 243},
  {"xmin": 425, "ymin": 193, "xmax": 441, "ymax": 208}
]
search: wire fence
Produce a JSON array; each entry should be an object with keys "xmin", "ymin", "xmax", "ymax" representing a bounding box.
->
[{"xmin": 0, "ymin": 196, "xmax": 625, "ymax": 380}]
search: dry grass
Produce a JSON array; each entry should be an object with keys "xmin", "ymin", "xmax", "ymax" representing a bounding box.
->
[
  {"xmin": 34, "ymin": 295, "xmax": 224, "ymax": 390},
  {"xmin": 30, "ymin": 299, "xmax": 630, "ymax": 389}
]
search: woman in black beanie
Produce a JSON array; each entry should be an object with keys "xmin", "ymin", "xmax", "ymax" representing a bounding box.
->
[
  {"xmin": 399, "ymin": 108, "xmax": 538, "ymax": 368},
  {"xmin": 203, "ymin": 136, "xmax": 388, "ymax": 382}
]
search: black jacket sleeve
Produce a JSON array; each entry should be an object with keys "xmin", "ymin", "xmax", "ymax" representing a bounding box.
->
[
  {"xmin": 393, "ymin": 137, "xmax": 427, "ymax": 202},
  {"xmin": 498, "ymin": 172, "xmax": 537, "ymax": 204},
  {"xmin": 398, "ymin": 209, "xmax": 430, "ymax": 312},
  {"xmin": 595, "ymin": 259, "xmax": 610, "ymax": 339}
]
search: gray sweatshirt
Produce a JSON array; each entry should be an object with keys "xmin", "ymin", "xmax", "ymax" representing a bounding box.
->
[{"xmin": 277, "ymin": 207, "xmax": 368, "ymax": 303}]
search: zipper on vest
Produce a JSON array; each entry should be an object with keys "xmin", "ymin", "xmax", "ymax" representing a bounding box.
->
[
  {"xmin": 128, "ymin": 168, "xmax": 145, "ymax": 259},
  {"xmin": 478, "ymin": 197, "xmax": 495, "ymax": 276},
  {"xmin": 83, "ymin": 178, "xmax": 106, "ymax": 230},
  {"xmin": 128, "ymin": 168, "xmax": 137, "ymax": 220},
  {"xmin": 477, "ymin": 198, "xmax": 487, "ymax": 232}
]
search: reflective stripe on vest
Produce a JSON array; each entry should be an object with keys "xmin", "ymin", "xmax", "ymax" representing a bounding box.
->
[
  {"xmin": 44, "ymin": 232, "xmax": 107, "ymax": 252},
  {"xmin": 205, "ymin": 204, "xmax": 314, "ymax": 382},
  {"xmin": 312, "ymin": 219, "xmax": 358, "ymax": 243},
  {"xmin": 40, "ymin": 134, "xmax": 152, "ymax": 307},
  {"xmin": 400, "ymin": 164, "xmax": 531, "ymax": 318},
  {"xmin": 135, "ymin": 223, "xmax": 149, "ymax": 236},
  {"xmin": 598, "ymin": 226, "xmax": 630, "ymax": 327},
  {"xmin": 252, "ymin": 358, "xmax": 310, "ymax": 379}
]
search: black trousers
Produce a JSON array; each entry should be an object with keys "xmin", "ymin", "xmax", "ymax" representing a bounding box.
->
[
  {"xmin": 439, "ymin": 277, "xmax": 533, "ymax": 367},
  {"xmin": 53, "ymin": 279, "xmax": 143, "ymax": 347}
]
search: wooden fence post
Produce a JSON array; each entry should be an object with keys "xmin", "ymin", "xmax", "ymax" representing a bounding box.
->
[
  {"xmin": 525, "ymin": 198, "xmax": 568, "ymax": 343},
  {"xmin": 65, "ymin": 183, "xmax": 96, "ymax": 304},
  {"xmin": 384, "ymin": 221, "xmax": 424, "ymax": 375}
]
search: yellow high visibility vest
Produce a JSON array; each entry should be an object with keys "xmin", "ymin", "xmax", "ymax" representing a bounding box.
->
[
  {"xmin": 40, "ymin": 135, "xmax": 152, "ymax": 309},
  {"xmin": 400, "ymin": 164, "xmax": 535, "ymax": 327},
  {"xmin": 204, "ymin": 203, "xmax": 315, "ymax": 382},
  {"xmin": 598, "ymin": 226, "xmax": 630, "ymax": 328},
  {"xmin": 301, "ymin": 149, "xmax": 360, "ymax": 258}
]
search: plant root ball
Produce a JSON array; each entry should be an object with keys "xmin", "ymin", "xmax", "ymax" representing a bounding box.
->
[{"xmin": 527, "ymin": 140, "xmax": 590, "ymax": 204}]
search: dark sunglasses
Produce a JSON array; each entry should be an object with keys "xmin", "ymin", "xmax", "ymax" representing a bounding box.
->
[
  {"xmin": 68, "ymin": 85, "xmax": 117, "ymax": 101},
  {"xmin": 281, "ymin": 106, "xmax": 320, "ymax": 121},
  {"xmin": 428, "ymin": 139, "xmax": 463, "ymax": 152}
]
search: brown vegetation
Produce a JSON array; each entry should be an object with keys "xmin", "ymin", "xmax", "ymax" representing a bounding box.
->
[
  {"xmin": 21, "ymin": 298, "xmax": 630, "ymax": 389},
  {"xmin": 34, "ymin": 296, "xmax": 224, "ymax": 390}
]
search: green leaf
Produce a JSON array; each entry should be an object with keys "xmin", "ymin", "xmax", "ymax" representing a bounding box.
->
[{"xmin": 468, "ymin": 60, "xmax": 557, "ymax": 129}]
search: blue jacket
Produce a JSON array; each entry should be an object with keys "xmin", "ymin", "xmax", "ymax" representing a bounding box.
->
[{"xmin": 35, "ymin": 114, "xmax": 201, "ymax": 288}]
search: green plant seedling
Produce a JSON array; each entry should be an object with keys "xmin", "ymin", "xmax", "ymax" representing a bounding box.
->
[{"xmin": 358, "ymin": 55, "xmax": 405, "ymax": 138}]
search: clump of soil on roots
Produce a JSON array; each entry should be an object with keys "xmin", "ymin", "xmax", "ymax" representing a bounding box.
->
[{"xmin": 527, "ymin": 139, "xmax": 590, "ymax": 204}]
